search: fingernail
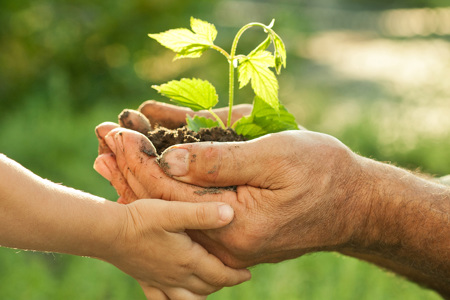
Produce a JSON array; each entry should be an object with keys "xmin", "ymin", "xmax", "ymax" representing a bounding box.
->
[
  {"xmin": 140, "ymin": 140, "xmax": 157, "ymax": 157},
  {"xmin": 160, "ymin": 148, "xmax": 189, "ymax": 176},
  {"xmin": 218, "ymin": 204, "xmax": 234, "ymax": 222}
]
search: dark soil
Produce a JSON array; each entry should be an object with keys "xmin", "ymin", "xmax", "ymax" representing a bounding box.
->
[{"xmin": 146, "ymin": 125, "xmax": 246, "ymax": 155}]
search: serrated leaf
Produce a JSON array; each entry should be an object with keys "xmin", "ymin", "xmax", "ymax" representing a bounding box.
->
[
  {"xmin": 238, "ymin": 51, "xmax": 279, "ymax": 110},
  {"xmin": 186, "ymin": 115, "xmax": 219, "ymax": 132},
  {"xmin": 190, "ymin": 17, "xmax": 217, "ymax": 44},
  {"xmin": 234, "ymin": 96, "xmax": 298, "ymax": 139},
  {"xmin": 272, "ymin": 34, "xmax": 286, "ymax": 74},
  {"xmin": 152, "ymin": 78, "xmax": 218, "ymax": 111},
  {"xmin": 175, "ymin": 45, "xmax": 209, "ymax": 59},
  {"xmin": 148, "ymin": 17, "xmax": 216, "ymax": 59},
  {"xmin": 233, "ymin": 116, "xmax": 267, "ymax": 140},
  {"xmin": 148, "ymin": 29, "xmax": 208, "ymax": 52},
  {"xmin": 249, "ymin": 36, "xmax": 271, "ymax": 56}
]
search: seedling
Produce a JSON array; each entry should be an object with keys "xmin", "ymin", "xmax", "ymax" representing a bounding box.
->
[{"xmin": 149, "ymin": 17, "xmax": 298, "ymax": 139}]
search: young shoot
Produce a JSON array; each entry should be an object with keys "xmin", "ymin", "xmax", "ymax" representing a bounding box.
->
[{"xmin": 149, "ymin": 17, "xmax": 298, "ymax": 139}]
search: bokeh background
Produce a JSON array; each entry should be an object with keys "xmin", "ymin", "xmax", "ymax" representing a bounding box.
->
[{"xmin": 1, "ymin": 0, "xmax": 449, "ymax": 299}]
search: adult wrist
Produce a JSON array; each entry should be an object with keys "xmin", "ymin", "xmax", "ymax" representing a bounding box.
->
[
  {"xmin": 322, "ymin": 149, "xmax": 376, "ymax": 251},
  {"xmin": 340, "ymin": 155, "xmax": 449, "ymax": 257},
  {"xmin": 338, "ymin": 157, "xmax": 450, "ymax": 296},
  {"xmin": 341, "ymin": 156, "xmax": 398, "ymax": 252}
]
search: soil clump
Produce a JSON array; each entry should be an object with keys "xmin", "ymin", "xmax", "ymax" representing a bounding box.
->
[{"xmin": 146, "ymin": 125, "xmax": 246, "ymax": 155}]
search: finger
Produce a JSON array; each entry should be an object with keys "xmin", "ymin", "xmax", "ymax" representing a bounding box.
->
[
  {"xmin": 210, "ymin": 104, "xmax": 252, "ymax": 125},
  {"xmin": 166, "ymin": 273, "xmax": 222, "ymax": 296},
  {"xmin": 191, "ymin": 247, "xmax": 252, "ymax": 287},
  {"xmin": 186, "ymin": 230, "xmax": 250, "ymax": 269},
  {"xmin": 104, "ymin": 128, "xmax": 237, "ymax": 204},
  {"xmin": 95, "ymin": 122, "xmax": 119, "ymax": 154},
  {"xmin": 138, "ymin": 100, "xmax": 194, "ymax": 129},
  {"xmin": 138, "ymin": 100, "xmax": 252, "ymax": 129},
  {"xmin": 93, "ymin": 153, "xmax": 114, "ymax": 181},
  {"xmin": 160, "ymin": 201, "xmax": 235, "ymax": 231},
  {"xmin": 119, "ymin": 109, "xmax": 152, "ymax": 134},
  {"xmin": 94, "ymin": 153, "xmax": 138, "ymax": 203},
  {"xmin": 164, "ymin": 288, "xmax": 207, "ymax": 300},
  {"xmin": 157, "ymin": 132, "xmax": 292, "ymax": 187},
  {"xmin": 141, "ymin": 285, "xmax": 169, "ymax": 300}
]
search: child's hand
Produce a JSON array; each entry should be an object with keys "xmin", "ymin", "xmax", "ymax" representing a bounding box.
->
[{"xmin": 103, "ymin": 199, "xmax": 251, "ymax": 299}]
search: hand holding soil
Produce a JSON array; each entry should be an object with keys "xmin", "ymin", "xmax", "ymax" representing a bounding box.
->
[
  {"xmin": 95, "ymin": 101, "xmax": 450, "ymax": 298},
  {"xmin": 94, "ymin": 102, "xmax": 366, "ymax": 268}
]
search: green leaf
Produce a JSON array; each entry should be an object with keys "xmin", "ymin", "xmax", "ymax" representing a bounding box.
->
[
  {"xmin": 186, "ymin": 115, "xmax": 219, "ymax": 132},
  {"xmin": 190, "ymin": 17, "xmax": 217, "ymax": 44},
  {"xmin": 249, "ymin": 36, "xmax": 271, "ymax": 56},
  {"xmin": 234, "ymin": 96, "xmax": 299, "ymax": 139},
  {"xmin": 148, "ymin": 29, "xmax": 208, "ymax": 52},
  {"xmin": 271, "ymin": 34, "xmax": 286, "ymax": 74},
  {"xmin": 152, "ymin": 78, "xmax": 218, "ymax": 111},
  {"xmin": 175, "ymin": 44, "xmax": 209, "ymax": 59},
  {"xmin": 238, "ymin": 51, "xmax": 279, "ymax": 110},
  {"xmin": 232, "ymin": 116, "xmax": 267, "ymax": 140},
  {"xmin": 148, "ymin": 17, "xmax": 217, "ymax": 59}
]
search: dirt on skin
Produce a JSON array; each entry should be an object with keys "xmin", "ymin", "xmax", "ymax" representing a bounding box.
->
[
  {"xmin": 146, "ymin": 125, "xmax": 246, "ymax": 155},
  {"xmin": 144, "ymin": 125, "xmax": 245, "ymax": 195}
]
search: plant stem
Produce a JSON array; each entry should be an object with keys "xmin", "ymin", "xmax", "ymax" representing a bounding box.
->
[
  {"xmin": 227, "ymin": 22, "xmax": 273, "ymax": 127},
  {"xmin": 210, "ymin": 45, "xmax": 230, "ymax": 60},
  {"xmin": 208, "ymin": 109, "xmax": 226, "ymax": 129},
  {"xmin": 227, "ymin": 60, "xmax": 235, "ymax": 128}
]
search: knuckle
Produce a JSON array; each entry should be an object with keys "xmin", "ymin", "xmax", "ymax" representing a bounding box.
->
[
  {"xmin": 196, "ymin": 145, "xmax": 223, "ymax": 183},
  {"xmin": 210, "ymin": 273, "xmax": 229, "ymax": 286},
  {"xmin": 195, "ymin": 204, "xmax": 211, "ymax": 226}
]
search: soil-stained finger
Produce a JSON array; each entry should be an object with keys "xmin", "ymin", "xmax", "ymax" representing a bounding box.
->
[
  {"xmin": 94, "ymin": 153, "xmax": 138, "ymax": 203},
  {"xmin": 95, "ymin": 122, "xmax": 119, "ymax": 154},
  {"xmin": 139, "ymin": 100, "xmax": 192, "ymax": 129},
  {"xmin": 119, "ymin": 109, "xmax": 152, "ymax": 134},
  {"xmin": 108, "ymin": 128, "xmax": 237, "ymax": 205}
]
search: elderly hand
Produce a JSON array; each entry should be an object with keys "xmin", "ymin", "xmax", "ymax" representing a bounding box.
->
[
  {"xmin": 94, "ymin": 124, "xmax": 365, "ymax": 268},
  {"xmin": 95, "ymin": 101, "xmax": 450, "ymax": 297}
]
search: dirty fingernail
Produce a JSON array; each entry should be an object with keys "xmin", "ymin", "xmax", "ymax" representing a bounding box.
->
[
  {"xmin": 218, "ymin": 204, "xmax": 234, "ymax": 222},
  {"xmin": 141, "ymin": 140, "xmax": 157, "ymax": 157},
  {"xmin": 160, "ymin": 148, "xmax": 189, "ymax": 176}
]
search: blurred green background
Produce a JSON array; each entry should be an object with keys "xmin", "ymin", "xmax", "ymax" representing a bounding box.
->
[{"xmin": 0, "ymin": 0, "xmax": 449, "ymax": 299}]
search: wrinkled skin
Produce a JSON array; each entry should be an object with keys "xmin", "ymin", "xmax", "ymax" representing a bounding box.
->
[
  {"xmin": 94, "ymin": 101, "xmax": 450, "ymax": 298},
  {"xmin": 94, "ymin": 101, "xmax": 364, "ymax": 268}
]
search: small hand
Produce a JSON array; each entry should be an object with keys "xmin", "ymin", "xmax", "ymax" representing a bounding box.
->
[{"xmin": 107, "ymin": 199, "xmax": 251, "ymax": 299}]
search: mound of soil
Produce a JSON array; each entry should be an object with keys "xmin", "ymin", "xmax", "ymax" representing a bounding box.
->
[{"xmin": 146, "ymin": 126, "xmax": 246, "ymax": 155}]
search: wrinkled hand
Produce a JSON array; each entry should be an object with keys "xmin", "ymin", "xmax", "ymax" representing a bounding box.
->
[
  {"xmin": 107, "ymin": 199, "xmax": 251, "ymax": 300},
  {"xmin": 95, "ymin": 100, "xmax": 251, "ymax": 204},
  {"xmin": 95, "ymin": 105, "xmax": 367, "ymax": 268}
]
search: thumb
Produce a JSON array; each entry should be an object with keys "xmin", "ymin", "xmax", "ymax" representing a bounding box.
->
[
  {"xmin": 158, "ymin": 134, "xmax": 279, "ymax": 187},
  {"xmin": 162, "ymin": 201, "xmax": 235, "ymax": 232}
]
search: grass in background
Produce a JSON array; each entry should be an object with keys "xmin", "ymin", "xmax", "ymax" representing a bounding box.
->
[{"xmin": 1, "ymin": 0, "xmax": 449, "ymax": 299}]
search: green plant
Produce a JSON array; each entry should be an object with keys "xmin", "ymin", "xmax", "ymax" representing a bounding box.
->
[{"xmin": 149, "ymin": 17, "xmax": 298, "ymax": 139}]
